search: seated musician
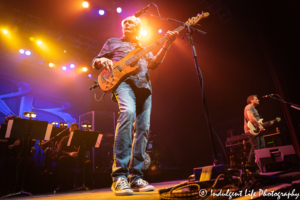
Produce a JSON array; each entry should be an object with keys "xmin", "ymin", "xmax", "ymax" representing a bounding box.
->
[
  {"xmin": 55, "ymin": 123, "xmax": 91, "ymax": 191},
  {"xmin": 0, "ymin": 116, "xmax": 36, "ymax": 194}
]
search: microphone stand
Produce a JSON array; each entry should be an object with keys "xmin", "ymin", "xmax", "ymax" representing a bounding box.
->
[
  {"xmin": 144, "ymin": 12, "xmax": 219, "ymax": 165},
  {"xmin": 267, "ymin": 94, "xmax": 300, "ymax": 111}
]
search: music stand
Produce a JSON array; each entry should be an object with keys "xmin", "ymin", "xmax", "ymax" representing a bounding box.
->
[
  {"xmin": 48, "ymin": 127, "xmax": 69, "ymax": 141},
  {"xmin": 67, "ymin": 130, "xmax": 102, "ymax": 191},
  {"xmin": 1, "ymin": 118, "xmax": 49, "ymax": 199}
]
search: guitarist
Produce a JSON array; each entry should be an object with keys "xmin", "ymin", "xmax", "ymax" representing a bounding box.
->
[
  {"xmin": 92, "ymin": 16, "xmax": 178, "ymax": 196},
  {"xmin": 244, "ymin": 95, "xmax": 273, "ymax": 168}
]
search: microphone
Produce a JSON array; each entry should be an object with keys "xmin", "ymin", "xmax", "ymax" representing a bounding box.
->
[
  {"xmin": 262, "ymin": 94, "xmax": 274, "ymax": 98},
  {"xmin": 134, "ymin": 3, "xmax": 153, "ymax": 18}
]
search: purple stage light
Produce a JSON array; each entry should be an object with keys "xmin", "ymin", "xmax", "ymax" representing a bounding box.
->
[
  {"xmin": 88, "ymin": 74, "xmax": 92, "ymax": 78},
  {"xmin": 116, "ymin": 7, "xmax": 122, "ymax": 13},
  {"xmin": 25, "ymin": 50, "xmax": 31, "ymax": 56},
  {"xmin": 70, "ymin": 64, "xmax": 75, "ymax": 68},
  {"xmin": 158, "ymin": 29, "xmax": 163, "ymax": 34},
  {"xmin": 19, "ymin": 49, "xmax": 25, "ymax": 54},
  {"xmin": 99, "ymin": 9, "xmax": 105, "ymax": 15},
  {"xmin": 62, "ymin": 66, "xmax": 67, "ymax": 71}
]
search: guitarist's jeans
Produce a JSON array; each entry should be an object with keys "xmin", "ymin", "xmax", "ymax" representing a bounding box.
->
[
  {"xmin": 245, "ymin": 132, "xmax": 266, "ymax": 165},
  {"xmin": 112, "ymin": 80, "xmax": 151, "ymax": 184}
]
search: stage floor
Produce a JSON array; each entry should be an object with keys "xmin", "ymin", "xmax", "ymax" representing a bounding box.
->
[{"xmin": 10, "ymin": 180, "xmax": 185, "ymax": 200}]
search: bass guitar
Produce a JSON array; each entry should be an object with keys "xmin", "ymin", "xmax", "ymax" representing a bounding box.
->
[
  {"xmin": 248, "ymin": 117, "xmax": 281, "ymax": 136},
  {"xmin": 98, "ymin": 12, "xmax": 209, "ymax": 93}
]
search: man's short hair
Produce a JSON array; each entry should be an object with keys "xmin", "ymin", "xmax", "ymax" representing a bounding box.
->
[
  {"xmin": 121, "ymin": 16, "xmax": 142, "ymax": 39},
  {"xmin": 247, "ymin": 95, "xmax": 257, "ymax": 104},
  {"xmin": 70, "ymin": 123, "xmax": 79, "ymax": 129}
]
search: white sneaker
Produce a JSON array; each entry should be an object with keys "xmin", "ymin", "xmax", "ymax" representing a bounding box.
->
[
  {"xmin": 111, "ymin": 178, "xmax": 133, "ymax": 196},
  {"xmin": 130, "ymin": 179, "xmax": 155, "ymax": 192}
]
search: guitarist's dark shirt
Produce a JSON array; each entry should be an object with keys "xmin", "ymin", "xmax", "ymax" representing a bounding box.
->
[
  {"xmin": 92, "ymin": 37, "xmax": 160, "ymax": 94},
  {"xmin": 244, "ymin": 104, "xmax": 260, "ymax": 133}
]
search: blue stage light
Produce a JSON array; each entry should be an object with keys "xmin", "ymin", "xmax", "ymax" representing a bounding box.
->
[
  {"xmin": 116, "ymin": 7, "xmax": 122, "ymax": 13},
  {"xmin": 70, "ymin": 64, "xmax": 75, "ymax": 68},
  {"xmin": 62, "ymin": 66, "xmax": 67, "ymax": 70},
  {"xmin": 99, "ymin": 9, "xmax": 105, "ymax": 15},
  {"xmin": 19, "ymin": 49, "xmax": 25, "ymax": 54},
  {"xmin": 158, "ymin": 29, "xmax": 163, "ymax": 34},
  {"xmin": 25, "ymin": 50, "xmax": 31, "ymax": 56},
  {"xmin": 88, "ymin": 74, "xmax": 92, "ymax": 78}
]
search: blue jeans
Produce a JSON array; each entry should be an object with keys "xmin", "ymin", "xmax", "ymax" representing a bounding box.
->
[
  {"xmin": 112, "ymin": 80, "xmax": 151, "ymax": 183},
  {"xmin": 245, "ymin": 132, "xmax": 266, "ymax": 165}
]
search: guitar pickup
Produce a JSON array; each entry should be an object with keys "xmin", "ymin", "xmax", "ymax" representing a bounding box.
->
[
  {"xmin": 101, "ymin": 76, "xmax": 108, "ymax": 83},
  {"xmin": 116, "ymin": 65, "xmax": 122, "ymax": 72}
]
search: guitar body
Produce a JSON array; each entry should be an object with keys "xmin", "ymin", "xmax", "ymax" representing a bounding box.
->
[
  {"xmin": 248, "ymin": 119, "xmax": 264, "ymax": 136},
  {"xmin": 98, "ymin": 48, "xmax": 141, "ymax": 93},
  {"xmin": 247, "ymin": 117, "xmax": 281, "ymax": 136}
]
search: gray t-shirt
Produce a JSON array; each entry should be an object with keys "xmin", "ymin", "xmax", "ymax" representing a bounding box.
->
[{"xmin": 244, "ymin": 104, "xmax": 260, "ymax": 133}]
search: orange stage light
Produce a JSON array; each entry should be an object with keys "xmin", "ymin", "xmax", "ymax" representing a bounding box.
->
[
  {"xmin": 82, "ymin": 1, "xmax": 89, "ymax": 8},
  {"xmin": 141, "ymin": 30, "xmax": 148, "ymax": 36},
  {"xmin": 49, "ymin": 63, "xmax": 54, "ymax": 67},
  {"xmin": 82, "ymin": 67, "xmax": 87, "ymax": 72},
  {"xmin": 2, "ymin": 30, "xmax": 8, "ymax": 34}
]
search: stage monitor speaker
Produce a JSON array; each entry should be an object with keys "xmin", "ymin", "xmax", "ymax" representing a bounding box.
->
[
  {"xmin": 254, "ymin": 145, "xmax": 299, "ymax": 172},
  {"xmin": 79, "ymin": 111, "xmax": 116, "ymax": 172}
]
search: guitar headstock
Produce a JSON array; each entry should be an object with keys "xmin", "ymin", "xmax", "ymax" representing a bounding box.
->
[
  {"xmin": 276, "ymin": 117, "xmax": 281, "ymax": 122},
  {"xmin": 185, "ymin": 12, "xmax": 209, "ymax": 27}
]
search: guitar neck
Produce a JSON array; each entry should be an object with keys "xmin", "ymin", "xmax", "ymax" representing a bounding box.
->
[
  {"xmin": 126, "ymin": 26, "xmax": 185, "ymax": 65},
  {"xmin": 261, "ymin": 119, "xmax": 277, "ymax": 127}
]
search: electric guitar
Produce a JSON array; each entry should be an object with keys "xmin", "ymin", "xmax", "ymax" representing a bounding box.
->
[
  {"xmin": 98, "ymin": 12, "xmax": 209, "ymax": 93},
  {"xmin": 247, "ymin": 117, "xmax": 281, "ymax": 136}
]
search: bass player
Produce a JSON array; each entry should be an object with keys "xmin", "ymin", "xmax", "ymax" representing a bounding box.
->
[{"xmin": 92, "ymin": 16, "xmax": 178, "ymax": 196}]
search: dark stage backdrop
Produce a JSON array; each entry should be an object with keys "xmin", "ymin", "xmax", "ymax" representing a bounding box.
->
[{"xmin": 1, "ymin": 0, "xmax": 299, "ymax": 169}]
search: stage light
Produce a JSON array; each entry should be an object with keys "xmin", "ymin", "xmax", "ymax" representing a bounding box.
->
[
  {"xmin": 59, "ymin": 122, "xmax": 68, "ymax": 127},
  {"xmin": 19, "ymin": 49, "xmax": 25, "ymax": 54},
  {"xmin": 51, "ymin": 121, "xmax": 59, "ymax": 126},
  {"xmin": 81, "ymin": 123, "xmax": 92, "ymax": 130},
  {"xmin": 36, "ymin": 40, "xmax": 42, "ymax": 45},
  {"xmin": 29, "ymin": 37, "xmax": 35, "ymax": 41},
  {"xmin": 158, "ymin": 29, "xmax": 162, "ymax": 34},
  {"xmin": 2, "ymin": 30, "xmax": 8, "ymax": 34},
  {"xmin": 141, "ymin": 30, "xmax": 147, "ymax": 36},
  {"xmin": 82, "ymin": 1, "xmax": 89, "ymax": 8},
  {"xmin": 23, "ymin": 112, "xmax": 36, "ymax": 119},
  {"xmin": 99, "ymin": 9, "xmax": 105, "ymax": 15},
  {"xmin": 25, "ymin": 50, "xmax": 31, "ymax": 56},
  {"xmin": 70, "ymin": 64, "xmax": 75, "ymax": 68},
  {"xmin": 82, "ymin": 67, "xmax": 87, "ymax": 72},
  {"xmin": 116, "ymin": 7, "xmax": 122, "ymax": 13},
  {"xmin": 62, "ymin": 66, "xmax": 67, "ymax": 70},
  {"xmin": 49, "ymin": 63, "xmax": 54, "ymax": 67},
  {"xmin": 63, "ymin": 50, "xmax": 67, "ymax": 53},
  {"xmin": 88, "ymin": 74, "xmax": 92, "ymax": 78}
]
